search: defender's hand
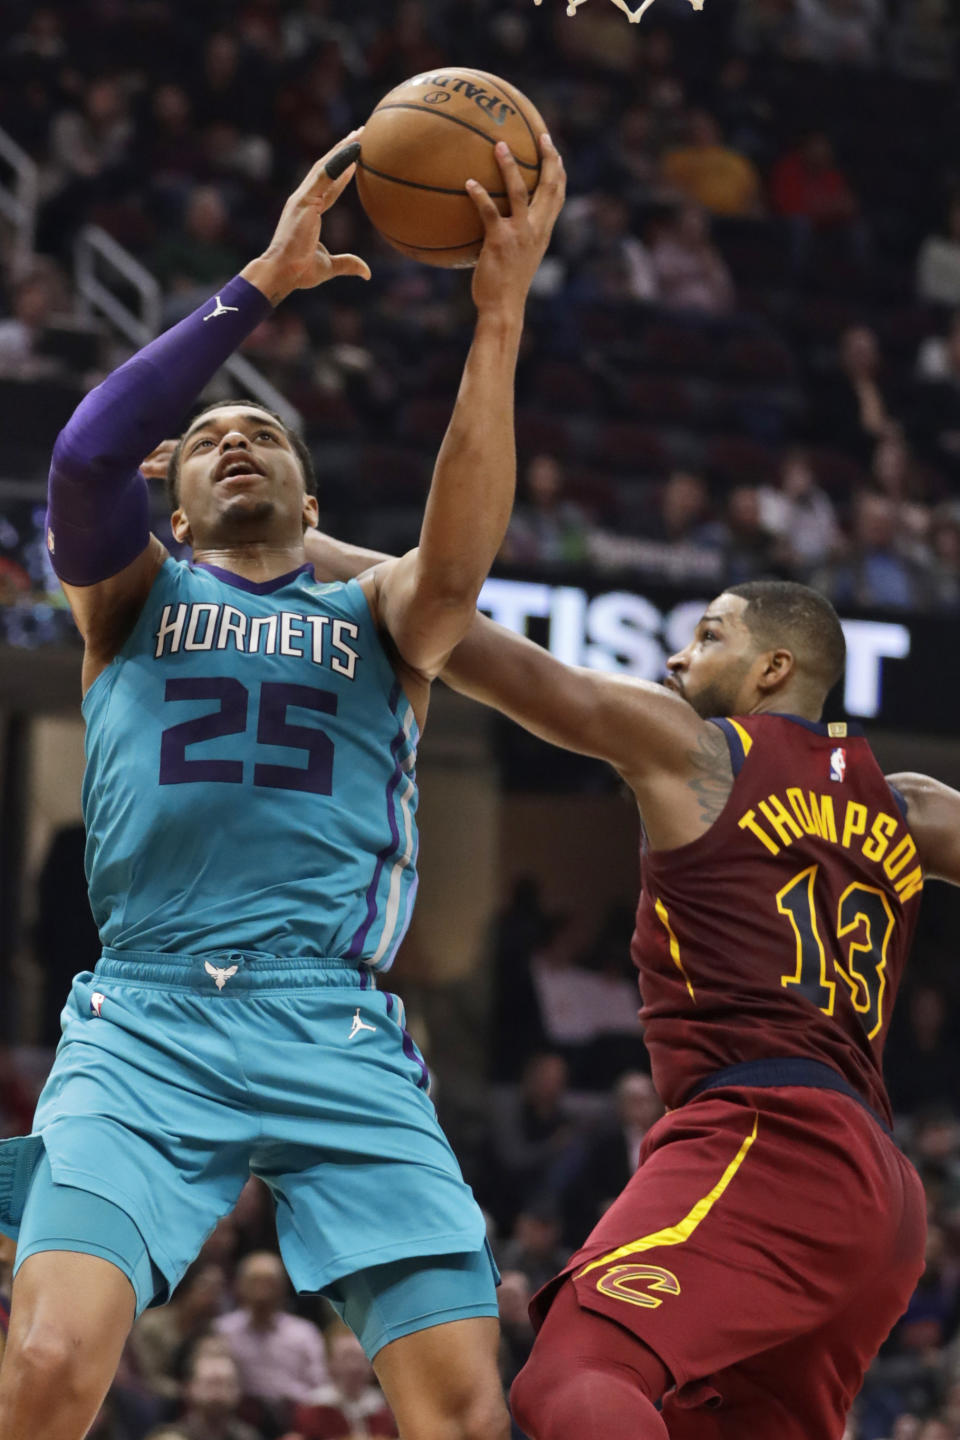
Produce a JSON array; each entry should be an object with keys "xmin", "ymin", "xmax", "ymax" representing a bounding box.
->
[
  {"xmin": 140, "ymin": 439, "xmax": 178, "ymax": 482},
  {"xmin": 467, "ymin": 134, "xmax": 565, "ymax": 318},
  {"xmin": 242, "ymin": 129, "xmax": 371, "ymax": 305}
]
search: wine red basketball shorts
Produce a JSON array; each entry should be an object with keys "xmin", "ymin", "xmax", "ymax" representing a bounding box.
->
[{"xmin": 530, "ymin": 1080, "xmax": 926, "ymax": 1440}]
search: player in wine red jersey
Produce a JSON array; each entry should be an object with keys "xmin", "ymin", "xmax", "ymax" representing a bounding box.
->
[{"xmin": 298, "ymin": 558, "xmax": 958, "ymax": 1439}]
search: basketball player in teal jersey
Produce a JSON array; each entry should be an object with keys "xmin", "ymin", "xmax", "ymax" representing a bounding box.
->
[{"xmin": 0, "ymin": 129, "xmax": 565, "ymax": 1440}]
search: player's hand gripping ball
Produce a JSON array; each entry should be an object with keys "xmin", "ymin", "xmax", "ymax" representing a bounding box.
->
[{"xmin": 356, "ymin": 68, "xmax": 548, "ymax": 267}]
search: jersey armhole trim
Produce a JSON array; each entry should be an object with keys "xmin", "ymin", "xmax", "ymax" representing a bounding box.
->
[
  {"xmin": 889, "ymin": 784, "xmax": 908, "ymax": 819},
  {"xmin": 709, "ymin": 717, "xmax": 752, "ymax": 777}
]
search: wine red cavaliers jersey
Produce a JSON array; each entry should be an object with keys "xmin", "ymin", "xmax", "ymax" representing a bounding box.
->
[{"xmin": 633, "ymin": 713, "xmax": 923, "ymax": 1126}]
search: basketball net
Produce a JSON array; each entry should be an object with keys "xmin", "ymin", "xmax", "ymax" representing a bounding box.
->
[{"xmin": 534, "ymin": 0, "xmax": 703, "ymax": 21}]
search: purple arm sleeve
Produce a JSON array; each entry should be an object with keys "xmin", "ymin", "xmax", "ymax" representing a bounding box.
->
[{"xmin": 46, "ymin": 274, "xmax": 273, "ymax": 585}]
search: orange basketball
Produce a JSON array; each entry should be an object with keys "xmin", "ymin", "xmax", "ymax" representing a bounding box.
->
[{"xmin": 356, "ymin": 67, "xmax": 547, "ymax": 268}]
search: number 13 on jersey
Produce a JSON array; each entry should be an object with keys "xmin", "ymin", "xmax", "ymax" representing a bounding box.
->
[{"xmin": 776, "ymin": 865, "xmax": 895, "ymax": 1040}]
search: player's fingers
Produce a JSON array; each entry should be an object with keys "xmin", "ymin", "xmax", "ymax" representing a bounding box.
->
[
  {"xmin": 530, "ymin": 135, "xmax": 566, "ymax": 223},
  {"xmin": 465, "ymin": 178, "xmax": 502, "ymax": 230},
  {"xmin": 297, "ymin": 129, "xmax": 364, "ymax": 200},
  {"xmin": 325, "ymin": 140, "xmax": 362, "ymax": 182},
  {"xmin": 327, "ymin": 252, "xmax": 372, "ymax": 282},
  {"xmin": 493, "ymin": 141, "xmax": 530, "ymax": 217}
]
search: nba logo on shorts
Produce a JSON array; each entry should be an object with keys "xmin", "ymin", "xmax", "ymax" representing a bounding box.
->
[
  {"xmin": 830, "ymin": 748, "xmax": 847, "ymax": 783},
  {"xmin": 90, "ymin": 992, "xmax": 106, "ymax": 1016}
]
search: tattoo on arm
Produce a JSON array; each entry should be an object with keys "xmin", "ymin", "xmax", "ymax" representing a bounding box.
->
[{"xmin": 685, "ymin": 727, "xmax": 734, "ymax": 825}]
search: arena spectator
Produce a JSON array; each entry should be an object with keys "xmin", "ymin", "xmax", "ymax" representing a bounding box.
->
[
  {"xmin": 562, "ymin": 193, "xmax": 658, "ymax": 302},
  {"xmin": 648, "ymin": 203, "xmax": 736, "ymax": 313},
  {"xmin": 151, "ymin": 185, "xmax": 243, "ymax": 318},
  {"xmin": 193, "ymin": 31, "xmax": 271, "ymax": 133},
  {"xmin": 312, "ymin": 303, "xmax": 399, "ymax": 419},
  {"xmin": 660, "ymin": 110, "xmax": 763, "ymax": 218},
  {"xmin": 502, "ymin": 454, "xmax": 594, "ymax": 568},
  {"xmin": 916, "ymin": 198, "xmax": 960, "ymax": 307},
  {"xmin": 715, "ymin": 484, "xmax": 783, "ymax": 582},
  {"xmin": 644, "ymin": 470, "xmax": 717, "ymax": 546},
  {"xmin": 487, "ymin": 1053, "xmax": 580, "ymax": 1227},
  {"xmin": 770, "ymin": 130, "xmax": 867, "ymax": 273},
  {"xmin": 46, "ymin": 75, "xmax": 134, "ymax": 194},
  {"xmin": 912, "ymin": 318, "xmax": 960, "ymax": 469},
  {"xmin": 215, "ymin": 1252, "xmax": 329, "ymax": 1412},
  {"xmin": 131, "ymin": 1261, "xmax": 228, "ymax": 1402},
  {"xmin": 137, "ymin": 84, "xmax": 204, "ymax": 207},
  {"xmin": 177, "ymin": 1347, "xmax": 262, "ymax": 1440},
  {"xmin": 890, "ymin": 0, "xmax": 958, "ymax": 80},
  {"xmin": 711, "ymin": 56, "xmax": 776, "ymax": 166},
  {"xmin": 285, "ymin": 1329, "xmax": 397, "ymax": 1439},
  {"xmin": 603, "ymin": 105, "xmax": 663, "ymax": 209},
  {"xmin": 887, "ymin": 988, "xmax": 960, "ymax": 1114},
  {"xmin": 771, "ymin": 131, "xmax": 859, "ymax": 227},
  {"xmin": 559, "ymin": 1072, "xmax": 664, "ymax": 1248},
  {"xmin": 870, "ymin": 434, "xmax": 935, "ymax": 552},
  {"xmin": 819, "ymin": 491, "xmax": 931, "ymax": 610},
  {"xmin": 817, "ymin": 326, "xmax": 901, "ymax": 463},
  {"xmin": 366, "ymin": 0, "xmax": 447, "ymax": 89},
  {"xmin": 792, "ymin": 0, "xmax": 885, "ymax": 64},
  {"xmin": 758, "ymin": 448, "xmax": 843, "ymax": 572},
  {"xmin": 928, "ymin": 506, "xmax": 960, "ymax": 610},
  {"xmin": 0, "ymin": 261, "xmax": 72, "ymax": 381},
  {"xmin": 497, "ymin": 1207, "xmax": 569, "ymax": 1297}
]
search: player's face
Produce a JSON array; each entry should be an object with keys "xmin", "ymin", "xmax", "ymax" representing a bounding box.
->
[
  {"xmin": 171, "ymin": 407, "xmax": 318, "ymax": 549},
  {"xmin": 665, "ymin": 593, "xmax": 765, "ymax": 719}
]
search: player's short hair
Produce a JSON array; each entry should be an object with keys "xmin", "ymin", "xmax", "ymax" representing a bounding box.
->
[
  {"xmin": 726, "ymin": 581, "xmax": 846, "ymax": 695},
  {"xmin": 164, "ymin": 399, "xmax": 316, "ymax": 508}
]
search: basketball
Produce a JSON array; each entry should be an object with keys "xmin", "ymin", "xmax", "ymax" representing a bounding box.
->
[{"xmin": 356, "ymin": 68, "xmax": 547, "ymax": 268}]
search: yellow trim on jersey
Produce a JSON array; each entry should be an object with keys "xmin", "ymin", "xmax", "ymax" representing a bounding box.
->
[
  {"xmin": 726, "ymin": 717, "xmax": 754, "ymax": 760},
  {"xmin": 575, "ymin": 1113, "xmax": 760, "ymax": 1279},
  {"xmin": 654, "ymin": 897, "xmax": 695, "ymax": 1002}
]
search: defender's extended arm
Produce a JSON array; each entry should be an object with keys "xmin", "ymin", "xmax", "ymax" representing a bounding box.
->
[
  {"xmin": 886, "ymin": 773, "xmax": 960, "ymax": 885},
  {"xmin": 304, "ymin": 526, "xmax": 708, "ymax": 781}
]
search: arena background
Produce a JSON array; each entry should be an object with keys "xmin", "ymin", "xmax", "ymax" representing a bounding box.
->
[{"xmin": 2, "ymin": 2, "xmax": 960, "ymax": 1437}]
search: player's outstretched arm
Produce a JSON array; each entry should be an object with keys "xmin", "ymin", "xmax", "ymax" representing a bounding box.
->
[
  {"xmin": 304, "ymin": 525, "xmax": 709, "ymax": 778},
  {"xmin": 886, "ymin": 773, "xmax": 960, "ymax": 884},
  {"xmin": 49, "ymin": 132, "xmax": 368, "ymax": 690},
  {"xmin": 369, "ymin": 136, "xmax": 565, "ymax": 680},
  {"xmin": 442, "ymin": 611, "xmax": 710, "ymax": 784}
]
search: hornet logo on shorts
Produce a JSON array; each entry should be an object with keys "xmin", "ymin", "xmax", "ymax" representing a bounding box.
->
[
  {"xmin": 90, "ymin": 992, "xmax": 106, "ymax": 1017},
  {"xmin": 830, "ymin": 747, "xmax": 847, "ymax": 783},
  {"xmin": 205, "ymin": 961, "xmax": 239, "ymax": 990}
]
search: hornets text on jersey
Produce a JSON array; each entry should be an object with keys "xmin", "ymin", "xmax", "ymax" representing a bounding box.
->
[{"xmin": 81, "ymin": 559, "xmax": 419, "ymax": 967}]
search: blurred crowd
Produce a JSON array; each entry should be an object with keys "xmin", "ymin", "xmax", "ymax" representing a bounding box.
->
[{"xmin": 1, "ymin": 0, "xmax": 960, "ymax": 613}]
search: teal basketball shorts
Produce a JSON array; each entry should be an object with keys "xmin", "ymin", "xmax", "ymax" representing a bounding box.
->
[{"xmin": 0, "ymin": 950, "xmax": 498, "ymax": 1352}]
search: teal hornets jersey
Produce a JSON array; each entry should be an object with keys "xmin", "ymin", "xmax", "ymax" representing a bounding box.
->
[{"xmin": 81, "ymin": 559, "xmax": 419, "ymax": 968}]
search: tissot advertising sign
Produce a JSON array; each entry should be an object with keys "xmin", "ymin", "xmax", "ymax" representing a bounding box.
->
[{"xmin": 478, "ymin": 576, "xmax": 922, "ymax": 732}]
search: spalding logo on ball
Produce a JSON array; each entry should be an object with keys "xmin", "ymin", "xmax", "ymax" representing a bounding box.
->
[{"xmin": 356, "ymin": 68, "xmax": 547, "ymax": 268}]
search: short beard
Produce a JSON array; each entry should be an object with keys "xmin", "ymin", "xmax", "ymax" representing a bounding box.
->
[
  {"xmin": 686, "ymin": 659, "xmax": 753, "ymax": 720},
  {"xmin": 207, "ymin": 497, "xmax": 276, "ymax": 542}
]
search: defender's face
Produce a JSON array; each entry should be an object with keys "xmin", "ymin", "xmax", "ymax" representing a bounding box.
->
[
  {"xmin": 172, "ymin": 406, "xmax": 317, "ymax": 548},
  {"xmin": 665, "ymin": 592, "xmax": 759, "ymax": 719}
]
